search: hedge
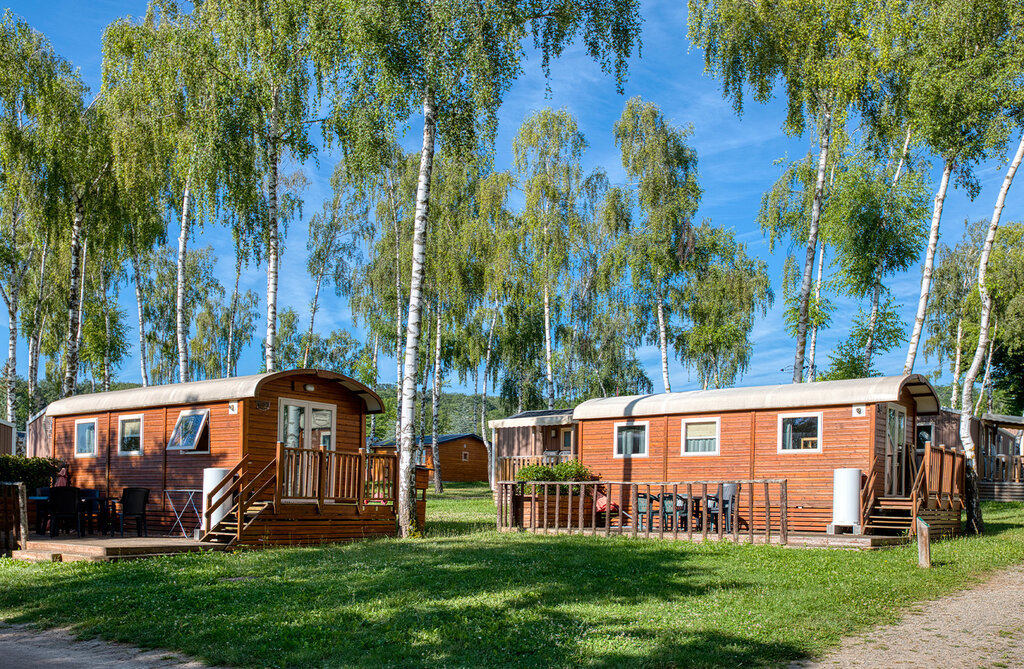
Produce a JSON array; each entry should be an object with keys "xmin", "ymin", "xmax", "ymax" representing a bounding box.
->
[{"xmin": 0, "ymin": 455, "xmax": 62, "ymax": 492}]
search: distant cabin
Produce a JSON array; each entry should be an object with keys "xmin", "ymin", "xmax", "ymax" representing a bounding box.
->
[
  {"xmin": 36, "ymin": 370, "xmax": 424, "ymax": 545},
  {"xmin": 488, "ymin": 408, "xmax": 577, "ymax": 481},
  {"xmin": 0, "ymin": 418, "xmax": 14, "ymax": 455},
  {"xmin": 374, "ymin": 433, "xmax": 489, "ymax": 482}
]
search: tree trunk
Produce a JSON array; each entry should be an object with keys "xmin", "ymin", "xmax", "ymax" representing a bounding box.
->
[
  {"xmin": 543, "ymin": 282, "xmax": 555, "ymax": 409},
  {"xmin": 227, "ymin": 257, "xmax": 241, "ymax": 377},
  {"xmin": 974, "ymin": 322, "xmax": 996, "ymax": 415},
  {"xmin": 369, "ymin": 334, "xmax": 378, "ymax": 445},
  {"xmin": 131, "ymin": 250, "xmax": 150, "ymax": 387},
  {"xmin": 806, "ymin": 242, "xmax": 826, "ymax": 382},
  {"xmin": 101, "ymin": 260, "xmax": 111, "ymax": 392},
  {"xmin": 75, "ymin": 240, "xmax": 87, "ymax": 362},
  {"xmin": 905, "ymin": 160, "xmax": 953, "ymax": 374},
  {"xmin": 264, "ymin": 93, "xmax": 280, "ymax": 374},
  {"xmin": 482, "ymin": 308, "xmax": 497, "ymax": 490},
  {"xmin": 863, "ymin": 276, "xmax": 881, "ymax": 373},
  {"xmin": 793, "ymin": 109, "xmax": 831, "ymax": 383},
  {"xmin": 959, "ymin": 134, "xmax": 1024, "ymax": 534},
  {"xmin": 950, "ymin": 316, "xmax": 963, "ymax": 410},
  {"xmin": 394, "ymin": 180, "xmax": 404, "ymax": 448},
  {"xmin": 27, "ymin": 241, "xmax": 49, "ymax": 410},
  {"xmin": 62, "ymin": 197, "xmax": 85, "ymax": 398},
  {"xmin": 176, "ymin": 179, "xmax": 191, "ymax": 383},
  {"xmin": 303, "ymin": 269, "xmax": 324, "ymax": 368},
  {"xmin": 431, "ymin": 309, "xmax": 443, "ymax": 493},
  {"xmin": 656, "ymin": 284, "xmax": 671, "ymax": 392},
  {"xmin": 5, "ymin": 298, "xmax": 16, "ymax": 423},
  {"xmin": 397, "ymin": 90, "xmax": 435, "ymax": 537}
]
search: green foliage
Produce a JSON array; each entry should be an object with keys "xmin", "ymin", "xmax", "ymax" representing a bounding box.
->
[
  {"xmin": 514, "ymin": 464, "xmax": 557, "ymax": 482},
  {"xmin": 819, "ymin": 298, "xmax": 907, "ymax": 380},
  {"xmin": 550, "ymin": 460, "xmax": 596, "ymax": 482},
  {"xmin": 0, "ymin": 455, "xmax": 61, "ymax": 491}
]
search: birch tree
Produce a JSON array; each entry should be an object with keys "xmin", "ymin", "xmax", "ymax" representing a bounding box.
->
[
  {"xmin": 613, "ymin": 97, "xmax": 701, "ymax": 392},
  {"xmin": 690, "ymin": 0, "xmax": 872, "ymax": 382},
  {"xmin": 337, "ymin": 0, "xmax": 641, "ymax": 536}
]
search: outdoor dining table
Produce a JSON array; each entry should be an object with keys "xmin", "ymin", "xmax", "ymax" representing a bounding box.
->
[
  {"xmin": 27, "ymin": 495, "xmax": 48, "ymax": 534},
  {"xmin": 164, "ymin": 488, "xmax": 203, "ymax": 538}
]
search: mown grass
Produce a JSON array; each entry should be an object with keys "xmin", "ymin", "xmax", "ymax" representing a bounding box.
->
[{"xmin": 1, "ymin": 486, "xmax": 1023, "ymax": 668}]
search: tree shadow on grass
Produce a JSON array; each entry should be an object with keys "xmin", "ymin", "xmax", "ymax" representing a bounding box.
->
[{"xmin": 0, "ymin": 536, "xmax": 787, "ymax": 668}]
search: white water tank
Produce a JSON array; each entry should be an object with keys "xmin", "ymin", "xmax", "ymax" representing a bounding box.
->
[
  {"xmin": 829, "ymin": 468, "xmax": 862, "ymax": 533},
  {"xmin": 202, "ymin": 467, "xmax": 232, "ymax": 531}
]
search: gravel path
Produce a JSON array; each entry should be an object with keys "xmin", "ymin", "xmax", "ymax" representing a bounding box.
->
[
  {"xmin": 0, "ymin": 623, "xmax": 208, "ymax": 668},
  {"xmin": 792, "ymin": 563, "xmax": 1024, "ymax": 669}
]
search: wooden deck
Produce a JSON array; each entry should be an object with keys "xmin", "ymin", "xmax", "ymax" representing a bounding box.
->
[{"xmin": 10, "ymin": 534, "xmax": 226, "ymax": 563}]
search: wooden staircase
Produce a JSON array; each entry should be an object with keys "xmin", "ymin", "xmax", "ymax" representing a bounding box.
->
[
  {"xmin": 201, "ymin": 500, "xmax": 273, "ymax": 545},
  {"xmin": 865, "ymin": 496, "xmax": 915, "ymax": 535}
]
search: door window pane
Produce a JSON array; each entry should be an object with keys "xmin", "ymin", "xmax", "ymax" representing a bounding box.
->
[
  {"xmin": 282, "ymin": 403, "xmax": 306, "ymax": 448},
  {"xmin": 310, "ymin": 407, "xmax": 334, "ymax": 450}
]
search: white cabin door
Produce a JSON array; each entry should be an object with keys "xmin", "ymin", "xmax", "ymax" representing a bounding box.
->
[{"xmin": 884, "ymin": 405, "xmax": 909, "ymax": 496}]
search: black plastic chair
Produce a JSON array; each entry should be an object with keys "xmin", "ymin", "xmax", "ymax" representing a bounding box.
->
[
  {"xmin": 707, "ymin": 484, "xmax": 738, "ymax": 533},
  {"xmin": 34, "ymin": 487, "xmax": 51, "ymax": 534},
  {"xmin": 79, "ymin": 489, "xmax": 100, "ymax": 534},
  {"xmin": 113, "ymin": 488, "xmax": 150, "ymax": 537},
  {"xmin": 660, "ymin": 494, "xmax": 689, "ymax": 531},
  {"xmin": 48, "ymin": 486, "xmax": 83, "ymax": 538}
]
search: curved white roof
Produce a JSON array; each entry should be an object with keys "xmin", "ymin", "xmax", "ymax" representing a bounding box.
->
[
  {"xmin": 45, "ymin": 369, "xmax": 384, "ymax": 417},
  {"xmin": 573, "ymin": 375, "xmax": 939, "ymax": 420}
]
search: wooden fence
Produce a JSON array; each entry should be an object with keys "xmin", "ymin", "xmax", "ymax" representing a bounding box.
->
[
  {"xmin": 277, "ymin": 445, "xmax": 397, "ymax": 507},
  {"xmin": 908, "ymin": 441, "xmax": 965, "ymax": 536},
  {"xmin": 497, "ymin": 454, "xmax": 569, "ymax": 483},
  {"xmin": 0, "ymin": 482, "xmax": 28, "ymax": 556},
  {"xmin": 496, "ymin": 479, "xmax": 789, "ymax": 545},
  {"xmin": 982, "ymin": 453, "xmax": 1024, "ymax": 483}
]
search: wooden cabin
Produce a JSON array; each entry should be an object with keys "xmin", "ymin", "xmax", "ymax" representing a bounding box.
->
[
  {"xmin": 374, "ymin": 433, "xmax": 490, "ymax": 482},
  {"xmin": 916, "ymin": 409, "xmax": 1022, "ymax": 500},
  {"xmin": 488, "ymin": 409, "xmax": 577, "ymax": 482},
  {"xmin": 37, "ymin": 369, "xmax": 420, "ymax": 546},
  {"xmin": 564, "ymin": 374, "xmax": 962, "ymax": 536}
]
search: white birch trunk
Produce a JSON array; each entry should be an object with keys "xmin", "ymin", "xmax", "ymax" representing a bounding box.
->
[
  {"xmin": 863, "ymin": 278, "xmax": 881, "ymax": 373},
  {"xmin": 394, "ymin": 182, "xmax": 404, "ymax": 448},
  {"xmin": 176, "ymin": 179, "xmax": 191, "ymax": 383},
  {"xmin": 303, "ymin": 270, "xmax": 324, "ymax": 368},
  {"xmin": 656, "ymin": 285, "xmax": 671, "ymax": 392},
  {"xmin": 264, "ymin": 93, "xmax": 280, "ymax": 374},
  {"xmin": 431, "ymin": 308, "xmax": 443, "ymax": 493},
  {"xmin": 793, "ymin": 109, "xmax": 831, "ymax": 383},
  {"xmin": 950, "ymin": 316, "xmax": 963, "ymax": 410},
  {"xmin": 543, "ymin": 282, "xmax": 555, "ymax": 409},
  {"xmin": 905, "ymin": 160, "xmax": 953, "ymax": 374},
  {"xmin": 62, "ymin": 196, "xmax": 85, "ymax": 398},
  {"xmin": 806, "ymin": 242, "xmax": 826, "ymax": 382},
  {"xmin": 131, "ymin": 250, "xmax": 150, "ymax": 387},
  {"xmin": 27, "ymin": 242, "xmax": 49, "ymax": 408},
  {"xmin": 102, "ymin": 261, "xmax": 111, "ymax": 392},
  {"xmin": 369, "ymin": 334, "xmax": 378, "ymax": 445},
  {"xmin": 397, "ymin": 91, "xmax": 435, "ymax": 537},
  {"xmin": 960, "ymin": 134, "xmax": 1024, "ymax": 534},
  {"xmin": 974, "ymin": 324, "xmax": 996, "ymax": 415},
  {"xmin": 482, "ymin": 308, "xmax": 497, "ymax": 490},
  {"xmin": 227, "ymin": 257, "xmax": 241, "ymax": 377},
  {"xmin": 5, "ymin": 299, "xmax": 15, "ymax": 423},
  {"xmin": 75, "ymin": 240, "xmax": 87, "ymax": 360}
]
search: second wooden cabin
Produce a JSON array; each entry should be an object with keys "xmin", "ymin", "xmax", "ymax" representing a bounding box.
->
[
  {"xmin": 563, "ymin": 374, "xmax": 961, "ymax": 536},
  {"xmin": 374, "ymin": 433, "xmax": 490, "ymax": 482}
]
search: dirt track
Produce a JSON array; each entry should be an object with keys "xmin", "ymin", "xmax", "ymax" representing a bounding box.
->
[{"xmin": 0, "ymin": 623, "xmax": 207, "ymax": 668}]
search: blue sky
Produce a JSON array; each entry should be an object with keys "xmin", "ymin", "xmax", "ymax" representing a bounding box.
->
[{"xmin": 4, "ymin": 0, "xmax": 1022, "ymax": 397}]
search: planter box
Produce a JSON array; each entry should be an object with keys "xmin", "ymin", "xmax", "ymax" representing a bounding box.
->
[{"xmin": 515, "ymin": 490, "xmax": 597, "ymax": 529}]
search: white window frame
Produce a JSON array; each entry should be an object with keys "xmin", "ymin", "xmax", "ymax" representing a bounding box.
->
[
  {"xmin": 777, "ymin": 411, "xmax": 823, "ymax": 453},
  {"xmin": 166, "ymin": 409, "xmax": 211, "ymax": 453},
  {"xmin": 681, "ymin": 417, "xmax": 721, "ymax": 456},
  {"xmin": 117, "ymin": 414, "xmax": 145, "ymax": 456},
  {"xmin": 561, "ymin": 427, "xmax": 574, "ymax": 454},
  {"xmin": 277, "ymin": 397, "xmax": 337, "ymax": 451},
  {"xmin": 74, "ymin": 418, "xmax": 98, "ymax": 458},
  {"xmin": 461, "ymin": 450, "xmax": 469, "ymax": 462},
  {"xmin": 613, "ymin": 421, "xmax": 649, "ymax": 459}
]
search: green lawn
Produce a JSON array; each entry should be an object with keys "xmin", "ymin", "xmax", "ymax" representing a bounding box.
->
[{"xmin": 1, "ymin": 486, "xmax": 1023, "ymax": 668}]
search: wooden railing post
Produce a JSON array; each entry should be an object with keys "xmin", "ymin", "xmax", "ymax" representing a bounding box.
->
[
  {"xmin": 275, "ymin": 441, "xmax": 284, "ymax": 509},
  {"xmin": 779, "ymin": 481, "xmax": 788, "ymax": 545}
]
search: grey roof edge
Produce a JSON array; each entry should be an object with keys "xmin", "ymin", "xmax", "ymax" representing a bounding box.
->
[
  {"xmin": 488, "ymin": 414, "xmax": 577, "ymax": 429},
  {"xmin": 572, "ymin": 375, "xmax": 940, "ymax": 421},
  {"xmin": 45, "ymin": 369, "xmax": 384, "ymax": 417},
  {"xmin": 981, "ymin": 413, "xmax": 1024, "ymax": 429}
]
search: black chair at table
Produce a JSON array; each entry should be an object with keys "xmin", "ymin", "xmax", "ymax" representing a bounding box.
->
[
  {"xmin": 112, "ymin": 488, "xmax": 150, "ymax": 537},
  {"xmin": 48, "ymin": 486, "xmax": 83, "ymax": 538},
  {"xmin": 706, "ymin": 483, "xmax": 738, "ymax": 533},
  {"xmin": 79, "ymin": 489, "xmax": 101, "ymax": 534},
  {"xmin": 34, "ymin": 487, "xmax": 51, "ymax": 534},
  {"xmin": 660, "ymin": 494, "xmax": 689, "ymax": 531}
]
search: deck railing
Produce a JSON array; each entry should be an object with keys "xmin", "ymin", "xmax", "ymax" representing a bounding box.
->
[
  {"xmin": 982, "ymin": 454, "xmax": 1024, "ymax": 483},
  {"xmin": 497, "ymin": 454, "xmax": 569, "ymax": 482},
  {"xmin": 278, "ymin": 445, "xmax": 397, "ymax": 507},
  {"xmin": 496, "ymin": 479, "xmax": 789, "ymax": 545},
  {"xmin": 909, "ymin": 441, "xmax": 965, "ymax": 533}
]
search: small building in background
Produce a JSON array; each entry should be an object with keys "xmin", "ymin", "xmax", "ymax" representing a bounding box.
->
[
  {"xmin": 373, "ymin": 433, "xmax": 490, "ymax": 482},
  {"xmin": 488, "ymin": 408, "xmax": 577, "ymax": 482}
]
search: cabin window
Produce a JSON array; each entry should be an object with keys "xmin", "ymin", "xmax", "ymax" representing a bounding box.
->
[
  {"xmin": 166, "ymin": 409, "xmax": 210, "ymax": 451},
  {"xmin": 415, "ymin": 449, "xmax": 427, "ymax": 466},
  {"xmin": 561, "ymin": 428, "xmax": 574, "ymax": 453},
  {"xmin": 74, "ymin": 418, "xmax": 97, "ymax": 458},
  {"xmin": 682, "ymin": 418, "xmax": 720, "ymax": 455},
  {"xmin": 614, "ymin": 422, "xmax": 648, "ymax": 458},
  {"xmin": 462, "ymin": 451, "xmax": 469, "ymax": 461},
  {"xmin": 916, "ymin": 424, "xmax": 934, "ymax": 452},
  {"xmin": 117, "ymin": 415, "xmax": 144, "ymax": 455},
  {"xmin": 778, "ymin": 413, "xmax": 822, "ymax": 452}
]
